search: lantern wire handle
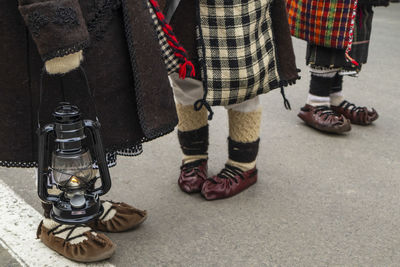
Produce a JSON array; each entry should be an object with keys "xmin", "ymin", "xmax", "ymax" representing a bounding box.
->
[{"xmin": 38, "ymin": 66, "xmax": 99, "ymax": 128}]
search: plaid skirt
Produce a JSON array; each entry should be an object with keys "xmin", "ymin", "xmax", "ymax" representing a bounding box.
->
[
  {"xmin": 286, "ymin": 0, "xmax": 356, "ymax": 49},
  {"xmin": 196, "ymin": 0, "xmax": 282, "ymax": 107}
]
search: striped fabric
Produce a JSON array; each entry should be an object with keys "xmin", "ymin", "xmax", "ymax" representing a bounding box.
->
[{"xmin": 286, "ymin": 0, "xmax": 357, "ymax": 49}]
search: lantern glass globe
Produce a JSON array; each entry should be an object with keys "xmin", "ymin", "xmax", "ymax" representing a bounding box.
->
[{"xmin": 51, "ymin": 149, "xmax": 97, "ymax": 189}]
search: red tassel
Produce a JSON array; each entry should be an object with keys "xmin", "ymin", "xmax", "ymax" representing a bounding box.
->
[
  {"xmin": 187, "ymin": 61, "xmax": 196, "ymax": 77},
  {"xmin": 179, "ymin": 62, "xmax": 188, "ymax": 79},
  {"xmin": 178, "ymin": 60, "xmax": 196, "ymax": 79}
]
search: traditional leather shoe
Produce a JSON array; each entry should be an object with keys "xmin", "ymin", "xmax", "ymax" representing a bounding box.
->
[
  {"xmin": 201, "ymin": 165, "xmax": 257, "ymax": 200},
  {"xmin": 331, "ymin": 100, "xmax": 378, "ymax": 125},
  {"xmin": 298, "ymin": 104, "xmax": 351, "ymax": 133},
  {"xmin": 87, "ymin": 200, "xmax": 147, "ymax": 233},
  {"xmin": 37, "ymin": 219, "xmax": 116, "ymax": 263},
  {"xmin": 178, "ymin": 159, "xmax": 208, "ymax": 193}
]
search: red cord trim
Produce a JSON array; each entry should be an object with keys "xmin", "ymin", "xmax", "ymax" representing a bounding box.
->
[
  {"xmin": 149, "ymin": 0, "xmax": 196, "ymax": 79},
  {"xmin": 345, "ymin": 0, "xmax": 360, "ymax": 67}
]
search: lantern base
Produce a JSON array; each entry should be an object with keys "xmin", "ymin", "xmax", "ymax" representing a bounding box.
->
[{"xmin": 51, "ymin": 197, "xmax": 104, "ymax": 225}]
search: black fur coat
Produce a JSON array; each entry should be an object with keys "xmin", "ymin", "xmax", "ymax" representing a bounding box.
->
[{"xmin": 0, "ymin": 0, "xmax": 177, "ymax": 167}]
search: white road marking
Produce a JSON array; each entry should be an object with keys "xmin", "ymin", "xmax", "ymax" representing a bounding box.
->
[{"xmin": 0, "ymin": 179, "xmax": 115, "ymax": 267}]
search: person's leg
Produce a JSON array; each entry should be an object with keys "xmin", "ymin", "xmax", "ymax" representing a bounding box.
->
[
  {"xmin": 307, "ymin": 71, "xmax": 336, "ymax": 107},
  {"xmin": 226, "ymin": 97, "xmax": 261, "ymax": 172},
  {"xmin": 169, "ymin": 73, "xmax": 209, "ymax": 193},
  {"xmin": 329, "ymin": 73, "xmax": 345, "ymax": 106},
  {"xmin": 298, "ymin": 68, "xmax": 351, "ymax": 133},
  {"xmin": 201, "ymin": 97, "xmax": 260, "ymax": 200}
]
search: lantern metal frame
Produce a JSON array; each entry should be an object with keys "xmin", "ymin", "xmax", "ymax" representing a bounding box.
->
[{"xmin": 36, "ymin": 68, "xmax": 112, "ymax": 224}]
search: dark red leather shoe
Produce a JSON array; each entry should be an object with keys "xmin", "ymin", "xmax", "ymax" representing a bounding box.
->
[
  {"xmin": 178, "ymin": 159, "xmax": 208, "ymax": 193},
  {"xmin": 201, "ymin": 165, "xmax": 257, "ymax": 200},
  {"xmin": 298, "ymin": 104, "xmax": 351, "ymax": 133},
  {"xmin": 331, "ymin": 100, "xmax": 378, "ymax": 125}
]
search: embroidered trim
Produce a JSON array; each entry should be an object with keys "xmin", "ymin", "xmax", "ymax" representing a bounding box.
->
[
  {"xmin": 0, "ymin": 160, "xmax": 38, "ymax": 168},
  {"xmin": 52, "ymin": 7, "xmax": 80, "ymax": 27},
  {"xmin": 87, "ymin": 0, "xmax": 122, "ymax": 41},
  {"xmin": 42, "ymin": 40, "xmax": 89, "ymax": 61},
  {"xmin": 116, "ymin": 144, "xmax": 143, "ymax": 156},
  {"xmin": 0, "ymin": 144, "xmax": 144, "ymax": 169},
  {"xmin": 28, "ymin": 11, "xmax": 49, "ymax": 37}
]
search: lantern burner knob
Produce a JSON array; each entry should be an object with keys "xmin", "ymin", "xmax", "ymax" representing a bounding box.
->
[{"xmin": 70, "ymin": 194, "xmax": 86, "ymax": 209}]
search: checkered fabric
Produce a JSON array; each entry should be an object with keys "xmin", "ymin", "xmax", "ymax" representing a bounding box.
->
[
  {"xmin": 196, "ymin": 0, "xmax": 281, "ymax": 106},
  {"xmin": 286, "ymin": 0, "xmax": 356, "ymax": 49},
  {"xmin": 147, "ymin": 0, "xmax": 181, "ymax": 74}
]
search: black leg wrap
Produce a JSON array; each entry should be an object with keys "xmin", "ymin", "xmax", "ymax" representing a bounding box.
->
[
  {"xmin": 330, "ymin": 74, "xmax": 343, "ymax": 93},
  {"xmin": 178, "ymin": 125, "xmax": 209, "ymax": 156},
  {"xmin": 309, "ymin": 74, "xmax": 334, "ymax": 97},
  {"xmin": 228, "ymin": 138, "xmax": 260, "ymax": 163}
]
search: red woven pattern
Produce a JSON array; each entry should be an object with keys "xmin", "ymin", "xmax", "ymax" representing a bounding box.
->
[{"xmin": 286, "ymin": 0, "xmax": 356, "ymax": 49}]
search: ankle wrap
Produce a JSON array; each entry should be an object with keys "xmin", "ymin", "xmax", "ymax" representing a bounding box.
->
[
  {"xmin": 228, "ymin": 138, "xmax": 259, "ymax": 163},
  {"xmin": 178, "ymin": 125, "xmax": 209, "ymax": 156},
  {"xmin": 330, "ymin": 74, "xmax": 343, "ymax": 93},
  {"xmin": 309, "ymin": 75, "xmax": 334, "ymax": 97}
]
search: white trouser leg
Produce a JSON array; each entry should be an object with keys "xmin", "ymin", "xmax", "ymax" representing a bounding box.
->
[
  {"xmin": 169, "ymin": 73, "xmax": 203, "ymax": 106},
  {"xmin": 169, "ymin": 73, "xmax": 261, "ymax": 111},
  {"xmin": 225, "ymin": 96, "xmax": 261, "ymax": 112}
]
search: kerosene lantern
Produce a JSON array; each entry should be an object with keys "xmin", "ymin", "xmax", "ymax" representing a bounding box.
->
[{"xmin": 37, "ymin": 102, "xmax": 111, "ymax": 224}]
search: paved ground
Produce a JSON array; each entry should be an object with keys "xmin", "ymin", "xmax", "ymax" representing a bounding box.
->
[{"xmin": 1, "ymin": 4, "xmax": 399, "ymax": 267}]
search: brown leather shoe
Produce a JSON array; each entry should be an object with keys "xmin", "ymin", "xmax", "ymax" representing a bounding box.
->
[
  {"xmin": 298, "ymin": 104, "xmax": 351, "ymax": 133},
  {"xmin": 178, "ymin": 159, "xmax": 208, "ymax": 193},
  {"xmin": 201, "ymin": 165, "xmax": 257, "ymax": 200},
  {"xmin": 37, "ymin": 219, "xmax": 116, "ymax": 263},
  {"xmin": 331, "ymin": 100, "xmax": 378, "ymax": 125},
  {"xmin": 87, "ymin": 200, "xmax": 147, "ymax": 233}
]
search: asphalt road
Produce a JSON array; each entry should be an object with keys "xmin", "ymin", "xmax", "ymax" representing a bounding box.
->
[{"xmin": 1, "ymin": 4, "xmax": 399, "ymax": 267}]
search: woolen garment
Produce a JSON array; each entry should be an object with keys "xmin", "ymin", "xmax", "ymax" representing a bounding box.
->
[
  {"xmin": 306, "ymin": 4, "xmax": 374, "ymax": 71},
  {"xmin": 0, "ymin": 0, "xmax": 178, "ymax": 167},
  {"xmin": 160, "ymin": 0, "xmax": 299, "ymax": 107},
  {"xmin": 287, "ymin": 0, "xmax": 388, "ymax": 51},
  {"xmin": 287, "ymin": 0, "xmax": 358, "ymax": 50}
]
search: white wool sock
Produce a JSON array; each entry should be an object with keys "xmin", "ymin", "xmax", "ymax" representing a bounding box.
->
[
  {"xmin": 330, "ymin": 91, "xmax": 345, "ymax": 106},
  {"xmin": 306, "ymin": 94, "xmax": 330, "ymax": 107}
]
